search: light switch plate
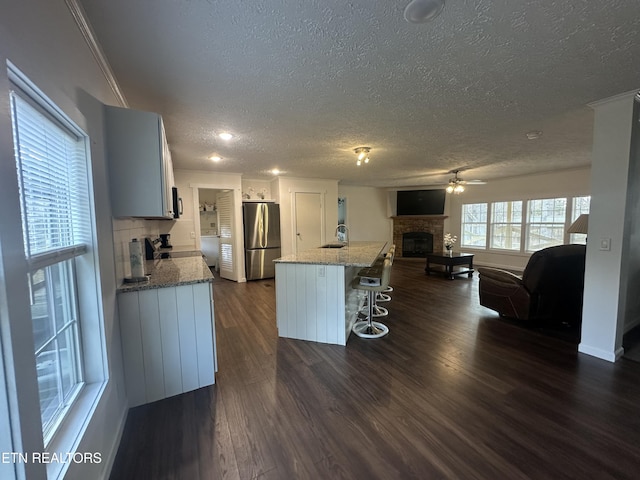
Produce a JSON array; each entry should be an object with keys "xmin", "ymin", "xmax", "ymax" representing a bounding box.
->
[{"xmin": 599, "ymin": 237, "xmax": 611, "ymax": 251}]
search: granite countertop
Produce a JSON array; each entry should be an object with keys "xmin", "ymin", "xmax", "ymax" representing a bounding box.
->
[
  {"xmin": 117, "ymin": 256, "xmax": 213, "ymax": 293},
  {"xmin": 274, "ymin": 241, "xmax": 387, "ymax": 267}
]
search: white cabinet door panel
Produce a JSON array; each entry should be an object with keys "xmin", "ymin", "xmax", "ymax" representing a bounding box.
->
[
  {"xmin": 118, "ymin": 292, "xmax": 146, "ymax": 407},
  {"xmin": 158, "ymin": 290, "xmax": 183, "ymax": 398},
  {"xmin": 176, "ymin": 285, "xmax": 200, "ymax": 393},
  {"xmin": 193, "ymin": 283, "xmax": 215, "ymax": 387},
  {"xmin": 138, "ymin": 290, "xmax": 165, "ymax": 403}
]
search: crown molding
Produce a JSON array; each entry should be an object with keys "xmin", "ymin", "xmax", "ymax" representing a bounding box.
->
[{"xmin": 65, "ymin": 0, "xmax": 128, "ymax": 107}]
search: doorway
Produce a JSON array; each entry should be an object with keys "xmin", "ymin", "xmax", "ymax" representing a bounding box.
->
[{"xmin": 294, "ymin": 192, "xmax": 322, "ymax": 253}]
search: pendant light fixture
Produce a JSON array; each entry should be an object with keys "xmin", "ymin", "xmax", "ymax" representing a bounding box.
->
[{"xmin": 404, "ymin": 0, "xmax": 445, "ymax": 24}]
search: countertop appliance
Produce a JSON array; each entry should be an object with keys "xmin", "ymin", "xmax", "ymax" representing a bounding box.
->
[
  {"xmin": 243, "ymin": 202, "xmax": 281, "ymax": 280},
  {"xmin": 160, "ymin": 233, "xmax": 172, "ymax": 248}
]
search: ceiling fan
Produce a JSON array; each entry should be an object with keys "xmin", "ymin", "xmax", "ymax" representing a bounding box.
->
[{"xmin": 445, "ymin": 169, "xmax": 486, "ymax": 194}]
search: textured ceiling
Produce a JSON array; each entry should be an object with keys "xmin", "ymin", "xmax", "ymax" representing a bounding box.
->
[{"xmin": 79, "ymin": 0, "xmax": 640, "ymax": 188}]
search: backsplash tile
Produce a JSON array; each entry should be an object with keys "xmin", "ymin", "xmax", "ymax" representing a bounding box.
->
[{"xmin": 112, "ymin": 218, "xmax": 162, "ymax": 283}]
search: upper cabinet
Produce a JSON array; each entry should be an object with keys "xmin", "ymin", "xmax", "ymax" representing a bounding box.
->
[{"xmin": 105, "ymin": 105, "xmax": 175, "ymax": 219}]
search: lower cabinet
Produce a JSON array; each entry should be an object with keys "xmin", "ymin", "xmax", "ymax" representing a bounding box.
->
[{"xmin": 117, "ymin": 282, "xmax": 217, "ymax": 407}]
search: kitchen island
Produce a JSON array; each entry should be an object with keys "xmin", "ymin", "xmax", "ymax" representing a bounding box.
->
[{"xmin": 274, "ymin": 241, "xmax": 387, "ymax": 346}]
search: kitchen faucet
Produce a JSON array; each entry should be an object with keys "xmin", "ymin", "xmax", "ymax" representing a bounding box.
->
[{"xmin": 335, "ymin": 224, "xmax": 349, "ymax": 247}]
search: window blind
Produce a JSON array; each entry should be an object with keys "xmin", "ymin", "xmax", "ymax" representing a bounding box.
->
[{"xmin": 10, "ymin": 91, "xmax": 90, "ymax": 266}]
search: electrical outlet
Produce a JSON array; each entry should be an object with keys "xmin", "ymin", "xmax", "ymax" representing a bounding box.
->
[
  {"xmin": 190, "ymin": 232, "xmax": 196, "ymax": 239},
  {"xmin": 318, "ymin": 266, "xmax": 325, "ymax": 277}
]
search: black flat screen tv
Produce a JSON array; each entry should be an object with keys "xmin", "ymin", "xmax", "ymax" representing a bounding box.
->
[{"xmin": 397, "ymin": 189, "xmax": 446, "ymax": 216}]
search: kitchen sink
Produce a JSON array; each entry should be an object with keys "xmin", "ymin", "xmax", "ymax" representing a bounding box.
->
[{"xmin": 320, "ymin": 243, "xmax": 346, "ymax": 248}]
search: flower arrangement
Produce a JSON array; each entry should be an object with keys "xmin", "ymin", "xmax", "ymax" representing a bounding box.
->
[{"xmin": 444, "ymin": 233, "xmax": 457, "ymax": 250}]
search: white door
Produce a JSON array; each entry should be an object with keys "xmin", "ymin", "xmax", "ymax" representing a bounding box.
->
[
  {"xmin": 216, "ymin": 191, "xmax": 235, "ymax": 280},
  {"xmin": 295, "ymin": 192, "xmax": 323, "ymax": 253}
]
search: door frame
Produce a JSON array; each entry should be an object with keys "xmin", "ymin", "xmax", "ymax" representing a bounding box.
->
[
  {"xmin": 292, "ymin": 190, "xmax": 326, "ymax": 252},
  {"xmin": 191, "ymin": 184, "xmax": 245, "ymax": 282}
]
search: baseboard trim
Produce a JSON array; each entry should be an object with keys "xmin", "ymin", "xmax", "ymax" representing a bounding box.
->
[
  {"xmin": 578, "ymin": 343, "xmax": 624, "ymax": 362},
  {"xmin": 99, "ymin": 404, "xmax": 128, "ymax": 479}
]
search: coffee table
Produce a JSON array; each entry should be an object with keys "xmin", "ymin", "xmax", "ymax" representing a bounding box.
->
[{"xmin": 425, "ymin": 252, "xmax": 474, "ymax": 280}]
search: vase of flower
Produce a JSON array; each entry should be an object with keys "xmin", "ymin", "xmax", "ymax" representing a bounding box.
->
[{"xmin": 444, "ymin": 233, "xmax": 457, "ymax": 255}]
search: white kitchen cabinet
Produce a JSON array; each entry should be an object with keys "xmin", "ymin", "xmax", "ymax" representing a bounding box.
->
[
  {"xmin": 117, "ymin": 282, "xmax": 217, "ymax": 407},
  {"xmin": 105, "ymin": 105, "xmax": 175, "ymax": 219}
]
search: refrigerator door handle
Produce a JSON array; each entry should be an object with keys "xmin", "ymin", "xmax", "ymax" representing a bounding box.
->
[{"xmin": 262, "ymin": 203, "xmax": 269, "ymax": 248}]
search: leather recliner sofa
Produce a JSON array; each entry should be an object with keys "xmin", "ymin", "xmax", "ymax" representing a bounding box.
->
[{"xmin": 478, "ymin": 244, "xmax": 586, "ymax": 326}]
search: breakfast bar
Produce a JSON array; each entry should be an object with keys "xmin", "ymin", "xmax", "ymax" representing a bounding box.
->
[{"xmin": 274, "ymin": 241, "xmax": 387, "ymax": 346}]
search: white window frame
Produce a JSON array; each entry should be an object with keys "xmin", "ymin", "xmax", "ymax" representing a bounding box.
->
[
  {"xmin": 8, "ymin": 64, "xmax": 107, "ymax": 480},
  {"xmin": 490, "ymin": 200, "xmax": 523, "ymax": 251},
  {"xmin": 461, "ymin": 195, "xmax": 590, "ymax": 254},
  {"xmin": 568, "ymin": 195, "xmax": 591, "ymax": 244},
  {"xmin": 460, "ymin": 203, "xmax": 489, "ymax": 249},
  {"xmin": 525, "ymin": 197, "xmax": 568, "ymax": 252}
]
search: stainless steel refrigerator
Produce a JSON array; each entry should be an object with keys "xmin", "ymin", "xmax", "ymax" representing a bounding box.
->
[{"xmin": 243, "ymin": 202, "xmax": 281, "ymax": 280}]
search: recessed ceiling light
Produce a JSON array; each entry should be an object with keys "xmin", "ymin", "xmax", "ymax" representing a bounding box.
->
[
  {"xmin": 209, "ymin": 155, "xmax": 222, "ymax": 162},
  {"xmin": 218, "ymin": 132, "xmax": 233, "ymax": 141}
]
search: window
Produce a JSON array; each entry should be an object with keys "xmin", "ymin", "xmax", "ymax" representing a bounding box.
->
[
  {"xmin": 461, "ymin": 203, "xmax": 488, "ymax": 248},
  {"xmin": 526, "ymin": 198, "xmax": 567, "ymax": 251},
  {"xmin": 462, "ymin": 195, "xmax": 590, "ymax": 254},
  {"xmin": 570, "ymin": 196, "xmax": 591, "ymax": 244},
  {"xmin": 490, "ymin": 201, "xmax": 522, "ymax": 250},
  {"xmin": 10, "ymin": 87, "xmax": 91, "ymax": 442}
]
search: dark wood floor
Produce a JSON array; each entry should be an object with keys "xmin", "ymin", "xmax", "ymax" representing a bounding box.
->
[{"xmin": 109, "ymin": 259, "xmax": 640, "ymax": 479}]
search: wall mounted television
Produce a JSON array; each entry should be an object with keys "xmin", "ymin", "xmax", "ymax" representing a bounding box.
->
[{"xmin": 396, "ymin": 189, "xmax": 446, "ymax": 216}]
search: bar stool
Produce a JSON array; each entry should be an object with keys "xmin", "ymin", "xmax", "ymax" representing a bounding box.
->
[
  {"xmin": 360, "ymin": 245, "xmax": 395, "ymax": 311},
  {"xmin": 352, "ymin": 257, "xmax": 392, "ymax": 338}
]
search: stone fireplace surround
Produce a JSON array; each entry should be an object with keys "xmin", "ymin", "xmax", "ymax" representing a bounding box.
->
[{"xmin": 392, "ymin": 215, "xmax": 447, "ymax": 257}]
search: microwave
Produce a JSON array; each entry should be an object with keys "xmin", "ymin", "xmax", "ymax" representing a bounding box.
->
[{"xmin": 172, "ymin": 187, "xmax": 182, "ymax": 219}]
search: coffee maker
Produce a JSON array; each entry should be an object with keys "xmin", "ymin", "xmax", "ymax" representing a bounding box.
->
[{"xmin": 159, "ymin": 233, "xmax": 172, "ymax": 249}]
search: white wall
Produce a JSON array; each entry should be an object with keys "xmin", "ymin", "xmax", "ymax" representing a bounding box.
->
[
  {"xmin": 580, "ymin": 92, "xmax": 636, "ymax": 362},
  {"xmin": 274, "ymin": 177, "xmax": 339, "ymax": 256},
  {"xmin": 0, "ymin": 1, "xmax": 128, "ymax": 478},
  {"xmin": 446, "ymin": 168, "xmax": 591, "ymax": 270},
  {"xmin": 241, "ymin": 178, "xmax": 273, "ymax": 200},
  {"xmin": 338, "ymin": 185, "xmax": 393, "ymax": 244}
]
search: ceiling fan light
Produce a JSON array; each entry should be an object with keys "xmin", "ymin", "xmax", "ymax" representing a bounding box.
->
[
  {"xmin": 404, "ymin": 0, "xmax": 445, "ymax": 24},
  {"xmin": 454, "ymin": 184, "xmax": 465, "ymax": 194},
  {"xmin": 364, "ymin": 156, "xmax": 370, "ymax": 163},
  {"xmin": 356, "ymin": 159, "xmax": 362, "ymax": 166},
  {"xmin": 446, "ymin": 184, "xmax": 454, "ymax": 193}
]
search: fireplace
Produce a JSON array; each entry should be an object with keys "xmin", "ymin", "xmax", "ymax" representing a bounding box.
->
[
  {"xmin": 392, "ymin": 215, "xmax": 446, "ymax": 257},
  {"xmin": 402, "ymin": 232, "xmax": 433, "ymax": 257}
]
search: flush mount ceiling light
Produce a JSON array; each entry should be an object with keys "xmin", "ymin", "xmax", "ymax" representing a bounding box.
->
[
  {"xmin": 271, "ymin": 168, "xmax": 281, "ymax": 175},
  {"xmin": 404, "ymin": 0, "xmax": 445, "ymax": 23},
  {"xmin": 354, "ymin": 147, "xmax": 371, "ymax": 166},
  {"xmin": 218, "ymin": 132, "xmax": 233, "ymax": 141},
  {"xmin": 209, "ymin": 155, "xmax": 222, "ymax": 162}
]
